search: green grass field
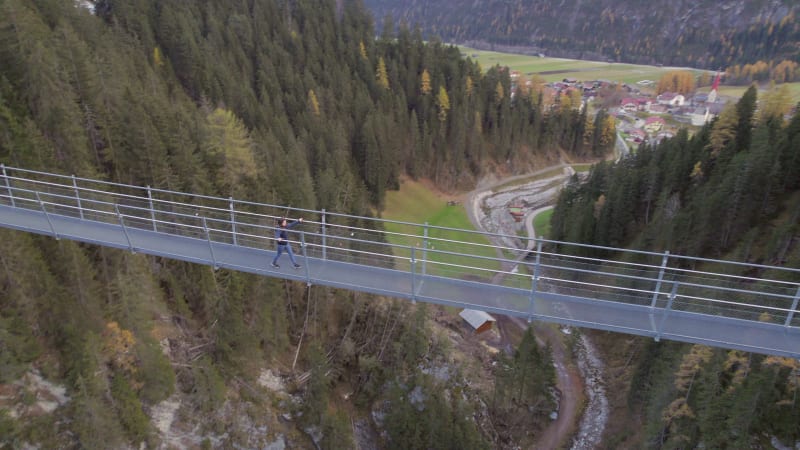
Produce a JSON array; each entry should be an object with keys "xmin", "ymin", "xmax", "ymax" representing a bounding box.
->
[
  {"xmin": 383, "ymin": 178, "xmax": 500, "ymax": 279},
  {"xmin": 459, "ymin": 45, "xmax": 800, "ymax": 103},
  {"xmin": 532, "ymin": 209, "xmax": 553, "ymax": 239},
  {"xmin": 459, "ymin": 46, "xmax": 707, "ymax": 86}
]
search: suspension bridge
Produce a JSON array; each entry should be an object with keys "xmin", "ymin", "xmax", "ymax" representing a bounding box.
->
[{"xmin": 0, "ymin": 164, "xmax": 798, "ymax": 358}]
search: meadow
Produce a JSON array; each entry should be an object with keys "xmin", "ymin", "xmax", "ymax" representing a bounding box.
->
[
  {"xmin": 459, "ymin": 45, "xmax": 800, "ymax": 102},
  {"xmin": 382, "ymin": 178, "xmax": 502, "ymax": 279}
]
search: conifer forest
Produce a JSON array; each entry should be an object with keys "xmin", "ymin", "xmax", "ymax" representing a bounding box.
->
[{"xmin": 0, "ymin": 0, "xmax": 798, "ymax": 448}]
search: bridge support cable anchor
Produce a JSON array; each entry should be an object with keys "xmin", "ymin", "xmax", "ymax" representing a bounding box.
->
[
  {"xmin": 784, "ymin": 286, "xmax": 800, "ymax": 331},
  {"xmin": 115, "ymin": 204, "xmax": 134, "ymax": 253},
  {"xmin": 650, "ymin": 251, "xmax": 670, "ymax": 311},
  {"xmin": 410, "ymin": 246, "xmax": 417, "ymax": 304},
  {"xmin": 321, "ymin": 209, "xmax": 327, "ymax": 261},
  {"xmin": 655, "ymin": 281, "xmax": 680, "ymax": 342},
  {"xmin": 300, "ymin": 231, "xmax": 311, "ymax": 286},
  {"xmin": 37, "ymin": 192, "xmax": 58, "ymax": 240},
  {"xmin": 146, "ymin": 186, "xmax": 156, "ymax": 232},
  {"xmin": 72, "ymin": 175, "xmax": 84, "ymax": 220},
  {"xmin": 527, "ymin": 237, "xmax": 543, "ymax": 323},
  {"xmin": 202, "ymin": 216, "xmax": 218, "ymax": 270},
  {"xmin": 1, "ymin": 164, "xmax": 14, "ymax": 208},
  {"xmin": 229, "ymin": 197, "xmax": 237, "ymax": 246}
]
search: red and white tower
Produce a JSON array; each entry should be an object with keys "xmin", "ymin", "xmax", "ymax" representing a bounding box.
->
[{"xmin": 708, "ymin": 71, "xmax": 721, "ymax": 103}]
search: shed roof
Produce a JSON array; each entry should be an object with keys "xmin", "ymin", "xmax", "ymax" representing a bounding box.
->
[{"xmin": 459, "ymin": 309, "xmax": 496, "ymax": 330}]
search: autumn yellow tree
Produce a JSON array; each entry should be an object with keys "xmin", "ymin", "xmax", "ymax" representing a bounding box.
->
[
  {"xmin": 153, "ymin": 47, "xmax": 164, "ymax": 67},
  {"xmin": 308, "ymin": 89, "xmax": 320, "ymax": 116},
  {"xmin": 495, "ymin": 81, "xmax": 504, "ymax": 105},
  {"xmin": 435, "ymin": 86, "xmax": 450, "ymax": 123},
  {"xmin": 598, "ymin": 114, "xmax": 616, "ymax": 148},
  {"xmin": 358, "ymin": 41, "xmax": 367, "ymax": 60},
  {"xmin": 103, "ymin": 321, "xmax": 137, "ymax": 375},
  {"xmin": 420, "ymin": 69, "xmax": 431, "ymax": 95},
  {"xmin": 376, "ymin": 57, "xmax": 389, "ymax": 90},
  {"xmin": 771, "ymin": 60, "xmax": 798, "ymax": 83},
  {"xmin": 757, "ymin": 82, "xmax": 792, "ymax": 123},
  {"xmin": 560, "ymin": 89, "xmax": 582, "ymax": 111},
  {"xmin": 656, "ymin": 70, "xmax": 695, "ymax": 94},
  {"xmin": 707, "ymin": 103, "xmax": 738, "ymax": 156}
]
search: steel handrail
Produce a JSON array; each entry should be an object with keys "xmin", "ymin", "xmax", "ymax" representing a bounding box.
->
[{"xmin": 2, "ymin": 165, "xmax": 798, "ymax": 330}]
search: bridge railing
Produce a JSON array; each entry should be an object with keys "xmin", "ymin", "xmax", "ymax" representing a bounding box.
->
[{"xmin": 1, "ymin": 164, "xmax": 799, "ymax": 331}]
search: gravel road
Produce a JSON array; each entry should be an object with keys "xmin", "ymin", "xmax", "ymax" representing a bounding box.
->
[{"xmin": 463, "ymin": 164, "xmax": 608, "ymax": 450}]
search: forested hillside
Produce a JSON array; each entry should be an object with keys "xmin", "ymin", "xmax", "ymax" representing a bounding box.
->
[
  {"xmin": 0, "ymin": 0, "xmax": 580, "ymax": 447},
  {"xmin": 549, "ymin": 87, "xmax": 800, "ymax": 447},
  {"xmin": 364, "ymin": 0, "xmax": 800, "ymax": 69}
]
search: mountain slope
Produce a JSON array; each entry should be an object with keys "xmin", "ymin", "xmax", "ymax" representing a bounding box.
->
[{"xmin": 364, "ymin": 0, "xmax": 800, "ymax": 68}]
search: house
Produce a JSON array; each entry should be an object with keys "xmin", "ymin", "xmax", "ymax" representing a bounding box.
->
[
  {"xmin": 620, "ymin": 98, "xmax": 639, "ymax": 112},
  {"xmin": 657, "ymin": 92, "xmax": 685, "ymax": 106},
  {"xmin": 656, "ymin": 131, "xmax": 674, "ymax": 142},
  {"xmin": 647, "ymin": 104, "xmax": 669, "ymax": 114},
  {"xmin": 459, "ymin": 309, "xmax": 496, "ymax": 334},
  {"xmin": 644, "ymin": 116, "xmax": 666, "ymax": 133},
  {"xmin": 626, "ymin": 129, "xmax": 647, "ymax": 143}
]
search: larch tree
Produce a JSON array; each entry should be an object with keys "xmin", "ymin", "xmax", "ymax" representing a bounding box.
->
[
  {"xmin": 204, "ymin": 107, "xmax": 257, "ymax": 194},
  {"xmin": 420, "ymin": 68, "xmax": 432, "ymax": 95},
  {"xmin": 376, "ymin": 56, "xmax": 390, "ymax": 90},
  {"xmin": 435, "ymin": 85, "xmax": 450, "ymax": 123}
]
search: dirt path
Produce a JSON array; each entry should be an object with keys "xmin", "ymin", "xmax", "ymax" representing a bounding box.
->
[{"xmin": 463, "ymin": 164, "xmax": 590, "ymax": 449}]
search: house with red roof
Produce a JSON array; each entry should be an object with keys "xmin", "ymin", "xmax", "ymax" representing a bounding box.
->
[{"xmin": 644, "ymin": 116, "xmax": 666, "ymax": 133}]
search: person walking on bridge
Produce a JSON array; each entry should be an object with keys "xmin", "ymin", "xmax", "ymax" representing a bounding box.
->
[{"xmin": 271, "ymin": 217, "xmax": 303, "ymax": 269}]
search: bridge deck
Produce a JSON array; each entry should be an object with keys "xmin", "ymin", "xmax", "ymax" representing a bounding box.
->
[{"xmin": 1, "ymin": 204, "xmax": 797, "ymax": 358}]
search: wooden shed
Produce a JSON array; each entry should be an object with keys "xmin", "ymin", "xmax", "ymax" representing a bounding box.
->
[{"xmin": 459, "ymin": 309, "xmax": 496, "ymax": 334}]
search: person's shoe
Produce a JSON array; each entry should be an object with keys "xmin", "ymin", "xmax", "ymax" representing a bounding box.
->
[
  {"xmin": 271, "ymin": 262, "xmax": 280, "ymax": 268},
  {"xmin": 293, "ymin": 264, "xmax": 301, "ymax": 269}
]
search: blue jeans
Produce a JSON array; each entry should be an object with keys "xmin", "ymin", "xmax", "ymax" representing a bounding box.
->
[{"xmin": 273, "ymin": 244, "xmax": 298, "ymax": 266}]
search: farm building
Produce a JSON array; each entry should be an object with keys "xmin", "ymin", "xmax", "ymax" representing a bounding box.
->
[
  {"xmin": 508, "ymin": 204, "xmax": 524, "ymax": 222},
  {"xmin": 459, "ymin": 309, "xmax": 496, "ymax": 334}
]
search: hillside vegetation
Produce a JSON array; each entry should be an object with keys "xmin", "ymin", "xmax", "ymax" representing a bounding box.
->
[
  {"xmin": 365, "ymin": 0, "xmax": 800, "ymax": 69},
  {"xmin": 549, "ymin": 86, "xmax": 800, "ymax": 447},
  {"xmin": 0, "ymin": 0, "xmax": 575, "ymax": 447}
]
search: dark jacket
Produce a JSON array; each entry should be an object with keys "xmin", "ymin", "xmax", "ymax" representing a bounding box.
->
[{"xmin": 275, "ymin": 220, "xmax": 300, "ymax": 245}]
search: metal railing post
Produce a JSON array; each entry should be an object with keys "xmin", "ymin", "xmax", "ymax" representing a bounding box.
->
[
  {"xmin": 422, "ymin": 222, "xmax": 429, "ymax": 276},
  {"xmin": 784, "ymin": 286, "xmax": 800, "ymax": 329},
  {"xmin": 115, "ymin": 204, "xmax": 134, "ymax": 252},
  {"xmin": 656, "ymin": 281, "xmax": 680, "ymax": 342},
  {"xmin": 300, "ymin": 231, "xmax": 310, "ymax": 285},
  {"xmin": 202, "ymin": 216, "xmax": 217, "ymax": 269},
  {"xmin": 650, "ymin": 251, "xmax": 670, "ymax": 310},
  {"xmin": 527, "ymin": 237, "xmax": 543, "ymax": 323},
  {"xmin": 71, "ymin": 175, "xmax": 84, "ymax": 220},
  {"xmin": 229, "ymin": 197, "xmax": 237, "ymax": 246},
  {"xmin": 147, "ymin": 186, "xmax": 156, "ymax": 232},
  {"xmin": 321, "ymin": 209, "xmax": 327, "ymax": 260},
  {"xmin": 36, "ymin": 192, "xmax": 58, "ymax": 240},
  {"xmin": 1, "ymin": 163, "xmax": 14, "ymax": 207},
  {"xmin": 410, "ymin": 246, "xmax": 417, "ymax": 304}
]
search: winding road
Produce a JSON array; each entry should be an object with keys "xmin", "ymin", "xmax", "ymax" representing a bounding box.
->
[{"xmin": 463, "ymin": 163, "xmax": 606, "ymax": 450}]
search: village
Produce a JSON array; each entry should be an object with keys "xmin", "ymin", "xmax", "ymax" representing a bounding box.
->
[{"xmin": 508, "ymin": 69, "xmax": 727, "ymax": 150}]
